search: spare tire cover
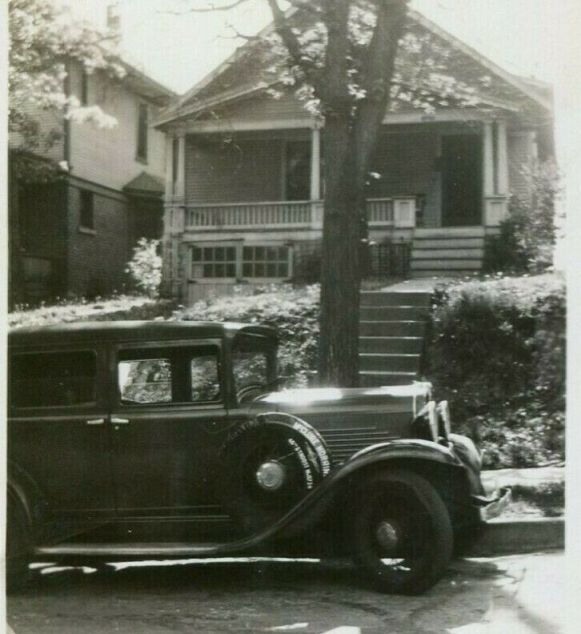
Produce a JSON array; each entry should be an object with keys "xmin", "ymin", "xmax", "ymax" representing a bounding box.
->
[{"xmin": 218, "ymin": 412, "xmax": 331, "ymax": 534}]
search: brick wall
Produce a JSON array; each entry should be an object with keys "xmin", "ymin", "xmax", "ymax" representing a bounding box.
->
[{"xmin": 67, "ymin": 179, "xmax": 130, "ymax": 297}]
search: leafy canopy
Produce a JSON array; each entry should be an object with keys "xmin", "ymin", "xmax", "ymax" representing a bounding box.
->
[{"xmin": 9, "ymin": 0, "xmax": 123, "ymax": 154}]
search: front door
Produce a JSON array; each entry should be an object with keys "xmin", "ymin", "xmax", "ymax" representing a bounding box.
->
[
  {"xmin": 441, "ymin": 134, "xmax": 482, "ymax": 226},
  {"xmin": 108, "ymin": 340, "xmax": 233, "ymax": 536}
]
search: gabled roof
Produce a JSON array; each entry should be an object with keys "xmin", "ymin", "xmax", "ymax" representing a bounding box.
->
[
  {"xmin": 120, "ymin": 59, "xmax": 176, "ymax": 106},
  {"xmin": 157, "ymin": 6, "xmax": 551, "ymax": 128}
]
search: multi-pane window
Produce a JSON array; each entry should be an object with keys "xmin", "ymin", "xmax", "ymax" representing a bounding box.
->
[
  {"xmin": 10, "ymin": 351, "xmax": 97, "ymax": 408},
  {"xmin": 191, "ymin": 246, "xmax": 237, "ymax": 279},
  {"xmin": 137, "ymin": 103, "xmax": 149, "ymax": 162},
  {"xmin": 79, "ymin": 189, "xmax": 95, "ymax": 229},
  {"xmin": 243, "ymin": 246, "xmax": 289, "ymax": 278}
]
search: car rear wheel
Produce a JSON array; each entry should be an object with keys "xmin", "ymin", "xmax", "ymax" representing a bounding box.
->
[{"xmin": 350, "ymin": 470, "xmax": 453, "ymax": 595}]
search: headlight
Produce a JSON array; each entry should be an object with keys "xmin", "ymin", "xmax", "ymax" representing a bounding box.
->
[
  {"xmin": 412, "ymin": 400, "xmax": 439, "ymax": 442},
  {"xmin": 437, "ymin": 400, "xmax": 451, "ymax": 441}
]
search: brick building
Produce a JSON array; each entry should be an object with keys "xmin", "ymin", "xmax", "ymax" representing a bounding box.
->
[{"xmin": 9, "ymin": 60, "xmax": 174, "ymax": 306}]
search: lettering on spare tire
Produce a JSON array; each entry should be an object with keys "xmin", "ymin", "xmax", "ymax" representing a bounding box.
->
[
  {"xmin": 291, "ymin": 419, "xmax": 331, "ymax": 476},
  {"xmin": 288, "ymin": 437, "xmax": 314, "ymax": 489}
]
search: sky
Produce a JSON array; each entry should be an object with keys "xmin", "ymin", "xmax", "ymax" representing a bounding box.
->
[{"xmin": 63, "ymin": 0, "xmax": 573, "ymax": 95}]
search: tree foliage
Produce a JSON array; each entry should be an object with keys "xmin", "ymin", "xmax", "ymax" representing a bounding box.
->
[{"xmin": 9, "ymin": 0, "xmax": 123, "ymax": 157}]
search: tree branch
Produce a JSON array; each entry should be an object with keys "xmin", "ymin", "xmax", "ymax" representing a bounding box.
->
[{"xmin": 167, "ymin": 0, "xmax": 252, "ymax": 13}]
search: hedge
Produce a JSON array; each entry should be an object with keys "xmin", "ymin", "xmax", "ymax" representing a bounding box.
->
[{"xmin": 427, "ymin": 273, "xmax": 565, "ymax": 468}]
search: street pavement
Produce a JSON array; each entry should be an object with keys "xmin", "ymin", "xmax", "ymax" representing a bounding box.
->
[{"xmin": 7, "ymin": 552, "xmax": 566, "ymax": 634}]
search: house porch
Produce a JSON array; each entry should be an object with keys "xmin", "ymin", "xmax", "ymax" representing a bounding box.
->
[{"xmin": 163, "ymin": 117, "xmax": 535, "ymax": 303}]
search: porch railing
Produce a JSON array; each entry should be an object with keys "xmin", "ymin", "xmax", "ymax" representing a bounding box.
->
[{"xmin": 184, "ymin": 197, "xmax": 414, "ymax": 231}]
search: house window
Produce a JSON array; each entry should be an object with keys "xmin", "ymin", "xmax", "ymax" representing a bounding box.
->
[
  {"xmin": 243, "ymin": 246, "xmax": 289, "ymax": 278},
  {"xmin": 191, "ymin": 246, "xmax": 237, "ymax": 278},
  {"xmin": 79, "ymin": 189, "xmax": 95, "ymax": 230},
  {"xmin": 137, "ymin": 103, "xmax": 149, "ymax": 162},
  {"xmin": 80, "ymin": 70, "xmax": 89, "ymax": 105}
]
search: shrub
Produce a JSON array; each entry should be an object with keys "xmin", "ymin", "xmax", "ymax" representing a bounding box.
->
[
  {"xmin": 428, "ymin": 273, "xmax": 565, "ymax": 468},
  {"xmin": 483, "ymin": 160, "xmax": 561, "ymax": 274},
  {"xmin": 177, "ymin": 284, "xmax": 320, "ymax": 387},
  {"xmin": 126, "ymin": 238, "xmax": 162, "ymax": 298}
]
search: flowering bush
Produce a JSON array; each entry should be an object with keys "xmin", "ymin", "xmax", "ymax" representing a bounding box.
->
[
  {"xmin": 126, "ymin": 238, "xmax": 162, "ymax": 298},
  {"xmin": 428, "ymin": 273, "xmax": 565, "ymax": 468}
]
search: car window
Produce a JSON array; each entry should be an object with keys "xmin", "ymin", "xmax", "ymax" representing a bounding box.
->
[
  {"xmin": 10, "ymin": 350, "xmax": 97, "ymax": 408},
  {"xmin": 233, "ymin": 350, "xmax": 268, "ymax": 391},
  {"xmin": 118, "ymin": 358, "xmax": 172, "ymax": 404},
  {"xmin": 118, "ymin": 346, "xmax": 221, "ymax": 405}
]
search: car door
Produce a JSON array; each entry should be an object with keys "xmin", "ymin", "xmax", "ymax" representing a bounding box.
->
[
  {"xmin": 108, "ymin": 338, "xmax": 233, "ymax": 529},
  {"xmin": 8, "ymin": 344, "xmax": 115, "ymax": 535}
]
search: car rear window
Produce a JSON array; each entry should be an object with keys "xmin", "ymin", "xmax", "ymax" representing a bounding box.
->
[{"xmin": 10, "ymin": 350, "xmax": 97, "ymax": 408}]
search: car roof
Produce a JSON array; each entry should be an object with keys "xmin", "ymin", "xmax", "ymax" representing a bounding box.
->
[{"xmin": 8, "ymin": 320, "xmax": 277, "ymax": 348}]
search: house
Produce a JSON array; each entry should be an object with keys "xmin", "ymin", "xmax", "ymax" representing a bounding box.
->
[
  {"xmin": 156, "ymin": 7, "xmax": 553, "ymax": 305},
  {"xmin": 9, "ymin": 58, "xmax": 175, "ymax": 306}
]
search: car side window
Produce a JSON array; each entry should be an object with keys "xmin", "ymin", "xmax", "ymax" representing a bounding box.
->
[
  {"xmin": 10, "ymin": 350, "xmax": 97, "ymax": 408},
  {"xmin": 117, "ymin": 346, "xmax": 221, "ymax": 405}
]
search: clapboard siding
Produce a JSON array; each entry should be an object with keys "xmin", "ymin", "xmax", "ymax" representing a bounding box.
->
[
  {"xmin": 185, "ymin": 136, "xmax": 285, "ymax": 203},
  {"xmin": 508, "ymin": 133, "xmax": 533, "ymax": 200},
  {"xmin": 208, "ymin": 92, "xmax": 313, "ymax": 125},
  {"xmin": 68, "ymin": 64, "xmax": 166, "ymax": 191}
]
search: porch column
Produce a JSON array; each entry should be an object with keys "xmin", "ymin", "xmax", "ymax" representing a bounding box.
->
[
  {"xmin": 496, "ymin": 120, "xmax": 509, "ymax": 195},
  {"xmin": 174, "ymin": 132, "xmax": 186, "ymax": 202},
  {"xmin": 164, "ymin": 134, "xmax": 174, "ymax": 201},
  {"xmin": 310, "ymin": 126, "xmax": 321, "ymax": 200},
  {"xmin": 482, "ymin": 121, "xmax": 495, "ymax": 197}
]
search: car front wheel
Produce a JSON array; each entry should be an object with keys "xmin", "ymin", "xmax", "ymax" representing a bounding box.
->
[{"xmin": 350, "ymin": 470, "xmax": 453, "ymax": 595}]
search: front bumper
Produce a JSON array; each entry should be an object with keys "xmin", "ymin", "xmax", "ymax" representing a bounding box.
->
[{"xmin": 472, "ymin": 487, "xmax": 512, "ymax": 522}]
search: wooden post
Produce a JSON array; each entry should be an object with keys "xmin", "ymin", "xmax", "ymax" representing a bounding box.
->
[
  {"xmin": 164, "ymin": 134, "xmax": 174, "ymax": 201},
  {"xmin": 174, "ymin": 132, "xmax": 186, "ymax": 202},
  {"xmin": 310, "ymin": 126, "xmax": 321, "ymax": 200},
  {"xmin": 496, "ymin": 120, "xmax": 509, "ymax": 195},
  {"xmin": 483, "ymin": 121, "xmax": 495, "ymax": 197}
]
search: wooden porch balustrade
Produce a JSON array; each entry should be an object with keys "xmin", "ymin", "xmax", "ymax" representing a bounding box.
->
[{"xmin": 184, "ymin": 197, "xmax": 417, "ymax": 231}]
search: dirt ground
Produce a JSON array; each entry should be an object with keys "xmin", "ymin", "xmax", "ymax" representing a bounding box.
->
[{"xmin": 7, "ymin": 552, "xmax": 566, "ymax": 634}]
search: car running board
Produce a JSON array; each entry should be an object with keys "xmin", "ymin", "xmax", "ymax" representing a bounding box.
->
[{"xmin": 35, "ymin": 543, "xmax": 227, "ymax": 558}]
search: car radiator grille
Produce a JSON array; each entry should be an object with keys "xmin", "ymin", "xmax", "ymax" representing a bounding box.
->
[{"xmin": 319, "ymin": 427, "xmax": 397, "ymax": 465}]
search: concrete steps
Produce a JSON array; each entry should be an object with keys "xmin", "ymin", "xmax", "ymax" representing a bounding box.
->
[
  {"xmin": 359, "ymin": 290, "xmax": 432, "ymax": 387},
  {"xmin": 411, "ymin": 227, "xmax": 486, "ymax": 278}
]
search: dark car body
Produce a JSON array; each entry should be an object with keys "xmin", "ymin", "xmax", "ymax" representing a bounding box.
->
[{"xmin": 7, "ymin": 321, "xmax": 509, "ymax": 593}]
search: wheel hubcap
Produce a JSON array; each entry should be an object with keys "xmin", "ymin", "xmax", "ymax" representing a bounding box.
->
[
  {"xmin": 376, "ymin": 520, "xmax": 399, "ymax": 552},
  {"xmin": 255, "ymin": 461, "xmax": 286, "ymax": 491}
]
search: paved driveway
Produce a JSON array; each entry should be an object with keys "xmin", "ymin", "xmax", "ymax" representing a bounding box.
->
[{"xmin": 7, "ymin": 553, "xmax": 565, "ymax": 634}]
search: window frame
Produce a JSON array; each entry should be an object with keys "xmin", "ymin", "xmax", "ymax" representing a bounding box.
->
[
  {"xmin": 189, "ymin": 242, "xmax": 293, "ymax": 282},
  {"xmin": 114, "ymin": 340, "xmax": 224, "ymax": 408},
  {"xmin": 9, "ymin": 348, "xmax": 99, "ymax": 411},
  {"xmin": 79, "ymin": 189, "xmax": 95, "ymax": 231},
  {"xmin": 136, "ymin": 102, "xmax": 149, "ymax": 163},
  {"xmin": 80, "ymin": 69, "xmax": 89, "ymax": 106}
]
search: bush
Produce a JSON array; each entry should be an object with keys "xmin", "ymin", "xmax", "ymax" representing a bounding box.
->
[
  {"xmin": 177, "ymin": 284, "xmax": 320, "ymax": 387},
  {"xmin": 126, "ymin": 238, "xmax": 162, "ymax": 298},
  {"xmin": 483, "ymin": 160, "xmax": 560, "ymax": 274},
  {"xmin": 428, "ymin": 273, "xmax": 565, "ymax": 468}
]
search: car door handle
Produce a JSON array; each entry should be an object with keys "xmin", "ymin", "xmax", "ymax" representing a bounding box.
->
[
  {"xmin": 86, "ymin": 418, "xmax": 105, "ymax": 426},
  {"xmin": 111, "ymin": 417, "xmax": 130, "ymax": 425}
]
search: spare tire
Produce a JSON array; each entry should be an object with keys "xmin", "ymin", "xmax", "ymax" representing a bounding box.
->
[{"xmin": 218, "ymin": 413, "xmax": 331, "ymax": 534}]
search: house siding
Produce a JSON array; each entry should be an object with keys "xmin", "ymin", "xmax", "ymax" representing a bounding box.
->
[
  {"xmin": 206, "ymin": 92, "xmax": 313, "ymax": 126},
  {"xmin": 185, "ymin": 136, "xmax": 285, "ymax": 203},
  {"xmin": 508, "ymin": 132, "xmax": 534, "ymax": 200},
  {"xmin": 68, "ymin": 65, "xmax": 166, "ymax": 191}
]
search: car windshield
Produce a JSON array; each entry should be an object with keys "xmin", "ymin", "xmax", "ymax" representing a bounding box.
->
[{"xmin": 232, "ymin": 333, "xmax": 278, "ymax": 396}]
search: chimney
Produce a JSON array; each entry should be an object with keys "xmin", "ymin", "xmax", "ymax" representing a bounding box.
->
[{"xmin": 107, "ymin": 3, "xmax": 122, "ymax": 45}]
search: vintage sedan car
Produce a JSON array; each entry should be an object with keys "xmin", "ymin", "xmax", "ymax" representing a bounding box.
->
[{"xmin": 7, "ymin": 321, "xmax": 510, "ymax": 594}]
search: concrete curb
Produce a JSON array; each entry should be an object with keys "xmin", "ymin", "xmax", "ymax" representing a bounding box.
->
[{"xmin": 466, "ymin": 517, "xmax": 564, "ymax": 557}]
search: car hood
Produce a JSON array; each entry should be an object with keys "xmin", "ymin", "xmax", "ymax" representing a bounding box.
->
[{"xmin": 249, "ymin": 382, "xmax": 432, "ymax": 464}]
